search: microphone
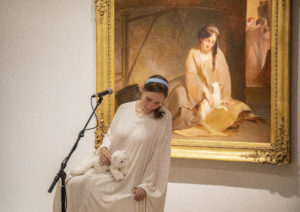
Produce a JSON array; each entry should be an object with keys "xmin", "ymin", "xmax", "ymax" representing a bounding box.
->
[{"xmin": 92, "ymin": 88, "xmax": 113, "ymax": 98}]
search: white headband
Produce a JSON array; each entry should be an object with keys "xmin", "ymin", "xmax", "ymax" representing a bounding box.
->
[
  {"xmin": 145, "ymin": 78, "xmax": 169, "ymax": 88},
  {"xmin": 207, "ymin": 26, "xmax": 219, "ymax": 35}
]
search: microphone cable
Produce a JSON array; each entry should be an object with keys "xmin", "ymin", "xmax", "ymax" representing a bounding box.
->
[{"xmin": 85, "ymin": 96, "xmax": 100, "ymax": 131}]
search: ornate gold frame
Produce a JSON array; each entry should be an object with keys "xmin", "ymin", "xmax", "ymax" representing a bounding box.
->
[{"xmin": 94, "ymin": 0, "xmax": 291, "ymax": 164}]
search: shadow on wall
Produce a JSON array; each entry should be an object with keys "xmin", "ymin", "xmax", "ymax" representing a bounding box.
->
[
  {"xmin": 169, "ymin": 157, "xmax": 299, "ymax": 198},
  {"xmin": 169, "ymin": 2, "xmax": 299, "ymax": 198}
]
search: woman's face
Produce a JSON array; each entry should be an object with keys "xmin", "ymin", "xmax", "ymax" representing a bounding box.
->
[
  {"xmin": 140, "ymin": 91, "xmax": 165, "ymax": 114},
  {"xmin": 200, "ymin": 33, "xmax": 217, "ymax": 53}
]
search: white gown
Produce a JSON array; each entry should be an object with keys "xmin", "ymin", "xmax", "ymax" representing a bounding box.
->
[{"xmin": 53, "ymin": 101, "xmax": 172, "ymax": 212}]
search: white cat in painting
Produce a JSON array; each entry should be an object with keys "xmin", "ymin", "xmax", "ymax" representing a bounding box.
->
[
  {"xmin": 200, "ymin": 82, "xmax": 227, "ymax": 122},
  {"xmin": 198, "ymin": 82, "xmax": 227, "ymax": 135}
]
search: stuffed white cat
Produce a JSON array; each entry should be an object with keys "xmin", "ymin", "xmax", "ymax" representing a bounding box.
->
[
  {"xmin": 70, "ymin": 149, "xmax": 129, "ymax": 181},
  {"xmin": 109, "ymin": 150, "xmax": 129, "ymax": 181}
]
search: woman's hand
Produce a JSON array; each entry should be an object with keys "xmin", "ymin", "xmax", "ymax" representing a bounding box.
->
[
  {"xmin": 99, "ymin": 147, "xmax": 111, "ymax": 166},
  {"xmin": 223, "ymin": 97, "xmax": 233, "ymax": 108},
  {"xmin": 133, "ymin": 187, "xmax": 146, "ymax": 201}
]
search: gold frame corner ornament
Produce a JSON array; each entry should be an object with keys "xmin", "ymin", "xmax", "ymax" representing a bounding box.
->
[
  {"xmin": 241, "ymin": 117, "xmax": 290, "ymax": 164},
  {"xmin": 95, "ymin": 0, "xmax": 291, "ymax": 164}
]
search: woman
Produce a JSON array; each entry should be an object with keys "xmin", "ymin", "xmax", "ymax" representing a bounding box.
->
[
  {"xmin": 246, "ymin": 18, "xmax": 270, "ymax": 87},
  {"xmin": 165, "ymin": 25, "xmax": 252, "ymax": 136},
  {"xmin": 53, "ymin": 75, "xmax": 172, "ymax": 212}
]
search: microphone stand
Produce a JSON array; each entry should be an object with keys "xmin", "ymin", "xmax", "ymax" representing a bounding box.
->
[{"xmin": 48, "ymin": 96, "xmax": 104, "ymax": 212}]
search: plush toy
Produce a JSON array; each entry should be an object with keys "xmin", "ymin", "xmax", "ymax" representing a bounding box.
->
[
  {"xmin": 70, "ymin": 149, "xmax": 128, "ymax": 181},
  {"xmin": 109, "ymin": 150, "xmax": 129, "ymax": 181}
]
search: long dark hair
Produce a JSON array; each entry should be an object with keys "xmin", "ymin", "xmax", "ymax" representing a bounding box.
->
[
  {"xmin": 197, "ymin": 25, "xmax": 219, "ymax": 71},
  {"xmin": 143, "ymin": 75, "xmax": 169, "ymax": 119}
]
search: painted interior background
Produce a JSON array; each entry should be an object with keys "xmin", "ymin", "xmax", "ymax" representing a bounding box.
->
[{"xmin": 114, "ymin": 0, "xmax": 271, "ymax": 143}]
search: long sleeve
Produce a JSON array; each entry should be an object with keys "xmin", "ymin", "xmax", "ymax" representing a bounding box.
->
[
  {"xmin": 99, "ymin": 128, "xmax": 112, "ymax": 149},
  {"xmin": 99, "ymin": 104, "xmax": 123, "ymax": 150},
  {"xmin": 215, "ymin": 49, "xmax": 232, "ymax": 99},
  {"xmin": 138, "ymin": 111, "xmax": 172, "ymax": 212},
  {"xmin": 185, "ymin": 49, "xmax": 206, "ymax": 107}
]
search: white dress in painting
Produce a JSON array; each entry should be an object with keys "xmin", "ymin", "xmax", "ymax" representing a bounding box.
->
[{"xmin": 53, "ymin": 101, "xmax": 172, "ymax": 212}]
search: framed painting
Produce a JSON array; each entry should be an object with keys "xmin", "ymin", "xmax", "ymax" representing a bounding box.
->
[{"xmin": 94, "ymin": 0, "xmax": 291, "ymax": 164}]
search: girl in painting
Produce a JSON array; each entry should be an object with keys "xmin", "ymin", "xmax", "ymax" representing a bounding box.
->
[{"xmin": 165, "ymin": 24, "xmax": 254, "ymax": 136}]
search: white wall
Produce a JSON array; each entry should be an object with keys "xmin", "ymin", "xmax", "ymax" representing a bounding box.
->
[{"xmin": 0, "ymin": 0, "xmax": 299, "ymax": 212}]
